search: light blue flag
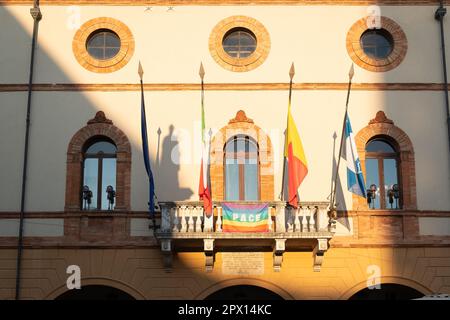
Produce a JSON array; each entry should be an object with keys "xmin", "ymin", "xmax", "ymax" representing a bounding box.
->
[{"xmin": 343, "ymin": 114, "xmax": 366, "ymax": 197}]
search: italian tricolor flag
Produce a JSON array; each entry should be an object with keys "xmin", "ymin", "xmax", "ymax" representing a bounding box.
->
[
  {"xmin": 285, "ymin": 101, "xmax": 308, "ymax": 208},
  {"xmin": 198, "ymin": 93, "xmax": 212, "ymax": 216}
]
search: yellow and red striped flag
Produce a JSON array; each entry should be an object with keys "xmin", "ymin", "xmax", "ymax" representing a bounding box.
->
[{"xmin": 284, "ymin": 101, "xmax": 308, "ymax": 208}]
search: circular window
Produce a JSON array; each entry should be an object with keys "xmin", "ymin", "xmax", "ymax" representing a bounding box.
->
[
  {"xmin": 346, "ymin": 17, "xmax": 407, "ymax": 72},
  {"xmin": 73, "ymin": 17, "xmax": 135, "ymax": 73},
  {"xmin": 222, "ymin": 28, "xmax": 257, "ymax": 58},
  {"xmin": 209, "ymin": 16, "xmax": 270, "ymax": 72},
  {"xmin": 360, "ymin": 29, "xmax": 394, "ymax": 60},
  {"xmin": 86, "ymin": 29, "xmax": 121, "ymax": 60}
]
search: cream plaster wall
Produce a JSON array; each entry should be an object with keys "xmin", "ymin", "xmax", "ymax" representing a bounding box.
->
[
  {"xmin": 1, "ymin": 4, "xmax": 449, "ymax": 212},
  {"xmin": 0, "ymin": 5, "xmax": 449, "ymax": 84},
  {"xmin": 1, "ymin": 89, "xmax": 449, "ymax": 211}
]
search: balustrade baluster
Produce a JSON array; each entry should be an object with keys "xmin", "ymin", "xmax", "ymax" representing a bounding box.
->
[
  {"xmin": 196, "ymin": 206, "xmax": 203, "ymax": 232},
  {"xmin": 301, "ymin": 207, "xmax": 308, "ymax": 232},
  {"xmin": 188, "ymin": 206, "xmax": 195, "ymax": 232},
  {"xmin": 216, "ymin": 206, "xmax": 222, "ymax": 232},
  {"xmin": 294, "ymin": 207, "xmax": 301, "ymax": 232},
  {"xmin": 309, "ymin": 206, "xmax": 316, "ymax": 232},
  {"xmin": 287, "ymin": 207, "xmax": 294, "ymax": 232},
  {"xmin": 180, "ymin": 205, "xmax": 187, "ymax": 232},
  {"xmin": 172, "ymin": 207, "xmax": 179, "ymax": 232}
]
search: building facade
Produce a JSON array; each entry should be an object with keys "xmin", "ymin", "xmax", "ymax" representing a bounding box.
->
[{"xmin": 0, "ymin": 0, "xmax": 450, "ymax": 300}]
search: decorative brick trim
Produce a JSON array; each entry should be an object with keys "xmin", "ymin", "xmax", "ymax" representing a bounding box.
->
[
  {"xmin": 209, "ymin": 16, "xmax": 270, "ymax": 72},
  {"xmin": 346, "ymin": 16, "xmax": 408, "ymax": 72},
  {"xmin": 209, "ymin": 110, "xmax": 274, "ymax": 201},
  {"xmin": 65, "ymin": 111, "xmax": 132, "ymax": 212},
  {"xmin": 72, "ymin": 17, "xmax": 134, "ymax": 73},
  {"xmin": 353, "ymin": 111, "xmax": 417, "ymax": 210},
  {"xmin": 2, "ymin": 83, "xmax": 450, "ymax": 92}
]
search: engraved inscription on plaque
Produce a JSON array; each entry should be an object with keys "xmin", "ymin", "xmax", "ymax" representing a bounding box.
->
[{"xmin": 222, "ymin": 252, "xmax": 264, "ymax": 275}]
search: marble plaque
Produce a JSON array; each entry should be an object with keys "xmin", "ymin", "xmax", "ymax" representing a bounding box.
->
[{"xmin": 221, "ymin": 252, "xmax": 264, "ymax": 275}]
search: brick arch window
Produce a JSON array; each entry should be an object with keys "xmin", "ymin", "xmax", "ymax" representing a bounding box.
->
[
  {"xmin": 210, "ymin": 110, "xmax": 274, "ymax": 201},
  {"xmin": 354, "ymin": 111, "xmax": 416, "ymax": 210},
  {"xmin": 65, "ymin": 111, "xmax": 131, "ymax": 212}
]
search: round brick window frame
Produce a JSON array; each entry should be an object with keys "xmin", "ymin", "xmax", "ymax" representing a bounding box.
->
[
  {"xmin": 72, "ymin": 17, "xmax": 135, "ymax": 73},
  {"xmin": 209, "ymin": 16, "xmax": 271, "ymax": 72},
  {"xmin": 353, "ymin": 111, "xmax": 417, "ymax": 211},
  {"xmin": 65, "ymin": 111, "xmax": 132, "ymax": 212},
  {"xmin": 346, "ymin": 17, "xmax": 408, "ymax": 72}
]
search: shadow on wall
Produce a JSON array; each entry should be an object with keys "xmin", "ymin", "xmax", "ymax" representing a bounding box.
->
[{"xmin": 155, "ymin": 124, "xmax": 194, "ymax": 201}]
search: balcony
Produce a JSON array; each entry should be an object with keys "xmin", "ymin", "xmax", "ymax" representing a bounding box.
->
[{"xmin": 156, "ymin": 201, "xmax": 335, "ymax": 272}]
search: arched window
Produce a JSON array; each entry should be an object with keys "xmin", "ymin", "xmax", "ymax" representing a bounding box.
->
[
  {"xmin": 365, "ymin": 137, "xmax": 401, "ymax": 209},
  {"xmin": 224, "ymin": 135, "xmax": 260, "ymax": 201},
  {"xmin": 82, "ymin": 138, "xmax": 117, "ymax": 210}
]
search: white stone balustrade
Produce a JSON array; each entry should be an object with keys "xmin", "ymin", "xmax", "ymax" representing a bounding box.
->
[{"xmin": 158, "ymin": 201, "xmax": 331, "ymax": 234}]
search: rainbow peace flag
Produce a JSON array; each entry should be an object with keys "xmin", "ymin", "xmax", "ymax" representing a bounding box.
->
[{"xmin": 222, "ymin": 203, "xmax": 269, "ymax": 233}]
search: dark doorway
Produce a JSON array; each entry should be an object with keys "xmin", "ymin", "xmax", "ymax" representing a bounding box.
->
[
  {"xmin": 55, "ymin": 285, "xmax": 135, "ymax": 300},
  {"xmin": 349, "ymin": 283, "xmax": 424, "ymax": 300},
  {"xmin": 205, "ymin": 285, "xmax": 284, "ymax": 300}
]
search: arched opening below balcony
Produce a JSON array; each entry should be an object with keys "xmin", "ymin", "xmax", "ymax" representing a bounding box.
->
[
  {"xmin": 55, "ymin": 285, "xmax": 135, "ymax": 300},
  {"xmin": 349, "ymin": 283, "xmax": 424, "ymax": 300},
  {"xmin": 204, "ymin": 285, "xmax": 284, "ymax": 300}
]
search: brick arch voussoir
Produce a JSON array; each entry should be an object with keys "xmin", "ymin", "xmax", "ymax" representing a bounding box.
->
[{"xmin": 68, "ymin": 123, "xmax": 131, "ymax": 155}]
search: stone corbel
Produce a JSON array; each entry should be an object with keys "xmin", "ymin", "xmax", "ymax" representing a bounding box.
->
[
  {"xmin": 313, "ymin": 238, "xmax": 328, "ymax": 272},
  {"xmin": 161, "ymin": 239, "xmax": 173, "ymax": 270},
  {"xmin": 273, "ymin": 239, "xmax": 286, "ymax": 272},
  {"xmin": 204, "ymin": 239, "xmax": 215, "ymax": 272}
]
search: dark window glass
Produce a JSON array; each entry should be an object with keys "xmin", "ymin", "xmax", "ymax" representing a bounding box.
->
[
  {"xmin": 222, "ymin": 28, "xmax": 257, "ymax": 58},
  {"xmin": 365, "ymin": 137, "xmax": 401, "ymax": 209},
  {"xmin": 82, "ymin": 139, "xmax": 117, "ymax": 210},
  {"xmin": 86, "ymin": 29, "xmax": 121, "ymax": 60},
  {"xmin": 224, "ymin": 136, "xmax": 259, "ymax": 201},
  {"xmin": 366, "ymin": 139, "xmax": 396, "ymax": 153},
  {"xmin": 360, "ymin": 29, "xmax": 394, "ymax": 59}
]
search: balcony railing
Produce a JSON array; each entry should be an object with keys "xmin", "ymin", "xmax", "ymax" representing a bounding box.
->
[{"xmin": 157, "ymin": 201, "xmax": 333, "ymax": 236}]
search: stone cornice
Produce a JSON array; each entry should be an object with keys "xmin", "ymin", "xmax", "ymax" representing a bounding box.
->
[
  {"xmin": 0, "ymin": 82, "xmax": 449, "ymax": 92},
  {"xmin": 0, "ymin": 0, "xmax": 448, "ymax": 6}
]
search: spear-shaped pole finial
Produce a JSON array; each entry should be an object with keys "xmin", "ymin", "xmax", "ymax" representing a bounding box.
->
[
  {"xmin": 349, "ymin": 63, "xmax": 354, "ymax": 81},
  {"xmin": 289, "ymin": 62, "xmax": 295, "ymax": 81},
  {"xmin": 199, "ymin": 62, "xmax": 205, "ymax": 81},
  {"xmin": 138, "ymin": 61, "xmax": 144, "ymax": 81}
]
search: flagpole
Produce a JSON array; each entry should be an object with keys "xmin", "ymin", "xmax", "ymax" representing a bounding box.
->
[
  {"xmin": 279, "ymin": 63, "xmax": 295, "ymax": 201},
  {"xmin": 138, "ymin": 62, "xmax": 157, "ymax": 231},
  {"xmin": 330, "ymin": 64, "xmax": 355, "ymax": 211}
]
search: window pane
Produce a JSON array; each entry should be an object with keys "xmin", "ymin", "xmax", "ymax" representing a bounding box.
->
[
  {"xmin": 366, "ymin": 158, "xmax": 380, "ymax": 209},
  {"xmin": 101, "ymin": 159, "xmax": 117, "ymax": 210},
  {"xmin": 86, "ymin": 141, "xmax": 117, "ymax": 154},
  {"xmin": 87, "ymin": 48, "xmax": 103, "ymax": 60},
  {"xmin": 87, "ymin": 30, "xmax": 120, "ymax": 60},
  {"xmin": 83, "ymin": 159, "xmax": 98, "ymax": 210},
  {"xmin": 225, "ymin": 159, "xmax": 239, "ymax": 201},
  {"xmin": 105, "ymin": 33, "xmax": 120, "ymax": 47},
  {"xmin": 366, "ymin": 140, "xmax": 395, "ymax": 153},
  {"xmin": 384, "ymin": 159, "xmax": 399, "ymax": 209},
  {"xmin": 223, "ymin": 35, "xmax": 239, "ymax": 46},
  {"xmin": 239, "ymin": 33, "xmax": 256, "ymax": 46},
  {"xmin": 105, "ymin": 48, "xmax": 120, "ymax": 59},
  {"xmin": 360, "ymin": 29, "xmax": 393, "ymax": 59},
  {"xmin": 244, "ymin": 163, "xmax": 258, "ymax": 201},
  {"xmin": 88, "ymin": 33, "xmax": 104, "ymax": 47}
]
